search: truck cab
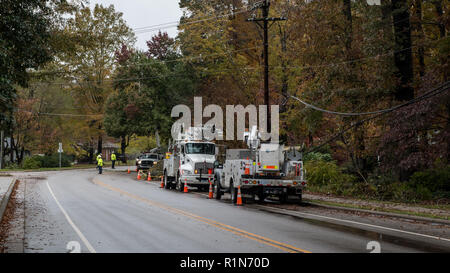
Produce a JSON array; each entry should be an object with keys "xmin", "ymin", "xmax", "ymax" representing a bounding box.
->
[{"xmin": 163, "ymin": 127, "xmax": 217, "ymax": 191}]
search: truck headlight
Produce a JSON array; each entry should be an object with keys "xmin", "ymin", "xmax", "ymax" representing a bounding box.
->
[{"xmin": 182, "ymin": 170, "xmax": 192, "ymax": 175}]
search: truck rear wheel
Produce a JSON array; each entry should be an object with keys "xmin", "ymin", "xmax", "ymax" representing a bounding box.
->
[
  {"xmin": 163, "ymin": 172, "xmax": 170, "ymax": 190},
  {"xmin": 279, "ymin": 193, "xmax": 288, "ymax": 204},
  {"xmin": 257, "ymin": 192, "xmax": 266, "ymax": 204},
  {"xmin": 297, "ymin": 193, "xmax": 303, "ymax": 205},
  {"xmin": 214, "ymin": 178, "xmax": 222, "ymax": 200},
  {"xmin": 230, "ymin": 182, "xmax": 237, "ymax": 204}
]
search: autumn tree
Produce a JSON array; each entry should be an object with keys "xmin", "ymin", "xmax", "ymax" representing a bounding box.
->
[
  {"xmin": 146, "ymin": 31, "xmax": 177, "ymax": 61},
  {"xmin": 105, "ymin": 32, "xmax": 197, "ymax": 152}
]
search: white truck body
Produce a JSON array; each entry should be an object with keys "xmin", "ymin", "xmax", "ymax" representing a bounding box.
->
[
  {"xmin": 163, "ymin": 127, "xmax": 216, "ymax": 191},
  {"xmin": 215, "ymin": 126, "xmax": 306, "ymax": 203}
]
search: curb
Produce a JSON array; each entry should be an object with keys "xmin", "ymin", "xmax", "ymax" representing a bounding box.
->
[
  {"xmin": 0, "ymin": 167, "xmax": 97, "ymax": 174},
  {"xmin": 304, "ymin": 200, "xmax": 450, "ymax": 226},
  {"xmin": 0, "ymin": 177, "xmax": 18, "ymax": 224}
]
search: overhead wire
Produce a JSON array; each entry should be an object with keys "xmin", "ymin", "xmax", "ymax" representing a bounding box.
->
[{"xmin": 303, "ymin": 81, "xmax": 450, "ymax": 154}]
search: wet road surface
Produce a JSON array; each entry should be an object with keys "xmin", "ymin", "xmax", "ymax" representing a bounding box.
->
[{"xmin": 1, "ymin": 168, "xmax": 449, "ymax": 253}]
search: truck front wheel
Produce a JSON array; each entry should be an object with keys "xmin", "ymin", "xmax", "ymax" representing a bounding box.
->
[{"xmin": 176, "ymin": 174, "xmax": 184, "ymax": 192}]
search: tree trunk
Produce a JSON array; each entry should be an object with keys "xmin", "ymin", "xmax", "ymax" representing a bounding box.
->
[
  {"xmin": 433, "ymin": 0, "xmax": 446, "ymax": 39},
  {"xmin": 391, "ymin": 0, "xmax": 414, "ymax": 101},
  {"xmin": 18, "ymin": 147, "xmax": 24, "ymax": 165},
  {"xmin": 343, "ymin": 0, "xmax": 353, "ymax": 56},
  {"xmin": 88, "ymin": 142, "xmax": 94, "ymax": 164},
  {"xmin": 279, "ymin": 25, "xmax": 289, "ymax": 113},
  {"xmin": 97, "ymin": 134, "xmax": 102, "ymax": 156},
  {"xmin": 121, "ymin": 136, "xmax": 127, "ymax": 163},
  {"xmin": 381, "ymin": 0, "xmax": 393, "ymax": 41},
  {"xmin": 9, "ymin": 133, "xmax": 14, "ymax": 163},
  {"xmin": 413, "ymin": 0, "xmax": 425, "ymax": 77}
]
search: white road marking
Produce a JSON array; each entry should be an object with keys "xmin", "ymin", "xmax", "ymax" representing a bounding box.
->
[
  {"xmin": 46, "ymin": 181, "xmax": 97, "ymax": 253},
  {"xmin": 253, "ymin": 205, "xmax": 450, "ymax": 242}
]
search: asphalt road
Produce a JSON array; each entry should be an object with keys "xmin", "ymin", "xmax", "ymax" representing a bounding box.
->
[{"xmin": 1, "ymin": 168, "xmax": 449, "ymax": 253}]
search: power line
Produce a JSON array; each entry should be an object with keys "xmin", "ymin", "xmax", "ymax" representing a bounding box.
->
[
  {"xmin": 290, "ymin": 80, "xmax": 448, "ymax": 116},
  {"xmin": 30, "ymin": 44, "xmax": 265, "ymax": 76},
  {"xmin": 304, "ymin": 81, "xmax": 450, "ymax": 154},
  {"xmin": 28, "ymin": 64, "xmax": 262, "ymax": 87},
  {"xmin": 16, "ymin": 110, "xmax": 103, "ymax": 118},
  {"xmin": 133, "ymin": 4, "xmax": 259, "ymax": 35}
]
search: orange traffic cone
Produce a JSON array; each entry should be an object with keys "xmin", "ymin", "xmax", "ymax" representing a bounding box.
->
[
  {"xmin": 236, "ymin": 185, "xmax": 243, "ymax": 206},
  {"xmin": 208, "ymin": 179, "xmax": 213, "ymax": 199},
  {"xmin": 127, "ymin": 168, "xmax": 130, "ymax": 174},
  {"xmin": 147, "ymin": 171, "xmax": 152, "ymax": 181},
  {"xmin": 137, "ymin": 170, "xmax": 141, "ymax": 180},
  {"xmin": 183, "ymin": 180, "xmax": 188, "ymax": 193},
  {"xmin": 160, "ymin": 176, "xmax": 164, "ymax": 188}
]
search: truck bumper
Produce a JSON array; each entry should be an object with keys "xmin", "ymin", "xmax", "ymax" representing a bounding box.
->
[
  {"xmin": 180, "ymin": 174, "xmax": 214, "ymax": 186},
  {"xmin": 239, "ymin": 178, "xmax": 305, "ymax": 196}
]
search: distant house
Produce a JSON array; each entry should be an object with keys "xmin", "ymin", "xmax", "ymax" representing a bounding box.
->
[{"xmin": 100, "ymin": 142, "xmax": 119, "ymax": 161}]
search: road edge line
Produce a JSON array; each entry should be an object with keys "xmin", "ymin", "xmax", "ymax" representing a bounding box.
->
[
  {"xmin": 46, "ymin": 181, "xmax": 97, "ymax": 253},
  {"xmin": 252, "ymin": 205, "xmax": 450, "ymax": 243},
  {"xmin": 304, "ymin": 200, "xmax": 450, "ymax": 225}
]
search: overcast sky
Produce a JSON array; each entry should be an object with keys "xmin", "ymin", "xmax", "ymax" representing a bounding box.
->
[{"xmin": 89, "ymin": 0, "xmax": 183, "ymax": 51}]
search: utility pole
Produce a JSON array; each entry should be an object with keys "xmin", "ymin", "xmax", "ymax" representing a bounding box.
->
[{"xmin": 246, "ymin": 0, "xmax": 286, "ymax": 132}]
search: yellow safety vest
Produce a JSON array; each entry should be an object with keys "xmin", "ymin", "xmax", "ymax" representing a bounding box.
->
[
  {"xmin": 98, "ymin": 158, "xmax": 103, "ymax": 167},
  {"xmin": 111, "ymin": 154, "xmax": 116, "ymax": 161}
]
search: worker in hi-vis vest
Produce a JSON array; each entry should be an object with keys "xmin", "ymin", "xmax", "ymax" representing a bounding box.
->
[
  {"xmin": 98, "ymin": 155, "xmax": 103, "ymax": 174},
  {"xmin": 111, "ymin": 152, "xmax": 117, "ymax": 169}
]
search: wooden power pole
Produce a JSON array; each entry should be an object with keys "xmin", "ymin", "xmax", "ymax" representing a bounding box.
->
[{"xmin": 246, "ymin": 0, "xmax": 286, "ymax": 132}]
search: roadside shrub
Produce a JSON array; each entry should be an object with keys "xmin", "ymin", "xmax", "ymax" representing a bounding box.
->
[
  {"xmin": 305, "ymin": 160, "xmax": 448, "ymax": 202},
  {"xmin": 368, "ymin": 173, "xmax": 398, "ymax": 200},
  {"xmin": 408, "ymin": 165, "xmax": 450, "ymax": 193},
  {"xmin": 23, "ymin": 156, "xmax": 43, "ymax": 169},
  {"xmin": 5, "ymin": 162, "xmax": 20, "ymax": 169},
  {"xmin": 304, "ymin": 152, "xmax": 333, "ymax": 162},
  {"xmin": 22, "ymin": 154, "xmax": 72, "ymax": 169},
  {"xmin": 40, "ymin": 154, "xmax": 71, "ymax": 168},
  {"xmin": 305, "ymin": 160, "xmax": 357, "ymax": 195}
]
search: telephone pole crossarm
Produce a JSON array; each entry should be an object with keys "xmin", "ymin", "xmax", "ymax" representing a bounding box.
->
[{"xmin": 246, "ymin": 17, "xmax": 287, "ymax": 22}]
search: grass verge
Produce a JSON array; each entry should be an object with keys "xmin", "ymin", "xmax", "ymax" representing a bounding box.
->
[{"xmin": 304, "ymin": 198, "xmax": 449, "ymax": 221}]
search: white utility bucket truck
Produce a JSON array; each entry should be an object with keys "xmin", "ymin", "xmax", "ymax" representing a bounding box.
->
[
  {"xmin": 215, "ymin": 126, "xmax": 306, "ymax": 204},
  {"xmin": 163, "ymin": 126, "xmax": 217, "ymax": 192}
]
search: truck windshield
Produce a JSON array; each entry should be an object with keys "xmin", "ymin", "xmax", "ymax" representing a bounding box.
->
[{"xmin": 185, "ymin": 143, "xmax": 215, "ymax": 155}]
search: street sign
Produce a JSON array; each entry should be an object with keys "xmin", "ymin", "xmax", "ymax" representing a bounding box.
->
[{"xmin": 58, "ymin": 142, "xmax": 63, "ymax": 168}]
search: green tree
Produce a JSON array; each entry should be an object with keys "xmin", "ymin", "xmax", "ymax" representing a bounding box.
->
[
  {"xmin": 109, "ymin": 40, "xmax": 196, "ymax": 144},
  {"xmin": 58, "ymin": 4, "xmax": 135, "ymax": 160},
  {"xmin": 0, "ymin": 0, "xmax": 84, "ymax": 163}
]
